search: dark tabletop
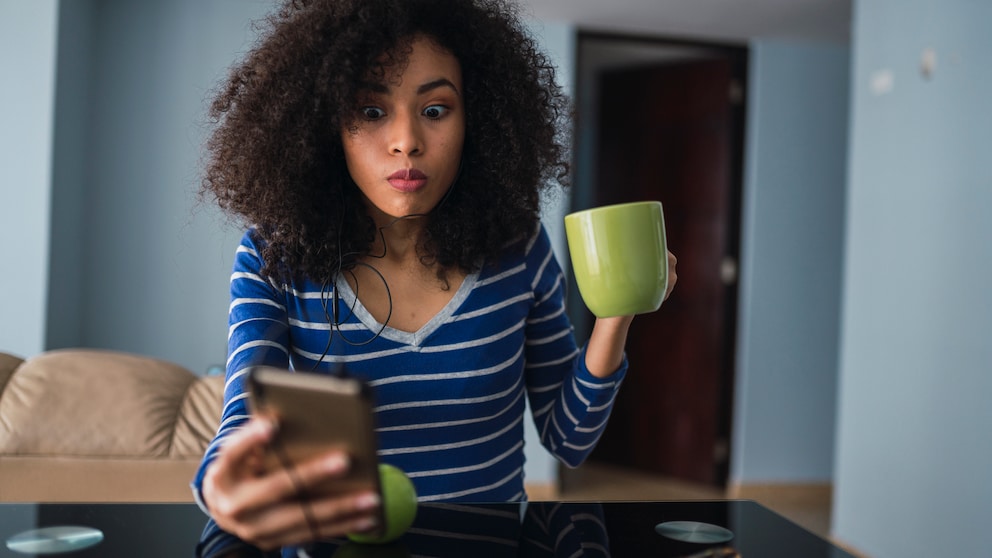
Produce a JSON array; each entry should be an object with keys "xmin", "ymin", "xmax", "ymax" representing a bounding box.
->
[{"xmin": 0, "ymin": 500, "xmax": 855, "ymax": 558}]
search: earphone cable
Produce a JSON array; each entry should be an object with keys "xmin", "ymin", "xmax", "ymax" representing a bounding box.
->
[
  {"xmin": 310, "ymin": 172, "xmax": 456, "ymax": 369},
  {"xmin": 271, "ymin": 437, "xmax": 321, "ymax": 543}
]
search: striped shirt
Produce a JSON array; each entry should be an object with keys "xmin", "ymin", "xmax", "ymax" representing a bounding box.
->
[{"xmin": 192, "ymin": 223, "xmax": 626, "ymax": 555}]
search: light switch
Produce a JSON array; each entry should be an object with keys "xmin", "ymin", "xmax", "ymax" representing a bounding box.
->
[{"xmin": 921, "ymin": 47, "xmax": 937, "ymax": 80}]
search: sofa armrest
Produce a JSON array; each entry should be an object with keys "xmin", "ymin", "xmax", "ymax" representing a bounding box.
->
[{"xmin": 0, "ymin": 352, "xmax": 24, "ymax": 395}]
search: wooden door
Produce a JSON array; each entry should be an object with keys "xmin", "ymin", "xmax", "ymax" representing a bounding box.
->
[{"xmin": 584, "ymin": 54, "xmax": 745, "ymax": 486}]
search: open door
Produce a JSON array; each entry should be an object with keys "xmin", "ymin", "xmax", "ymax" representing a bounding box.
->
[{"xmin": 579, "ymin": 38, "xmax": 747, "ymax": 487}]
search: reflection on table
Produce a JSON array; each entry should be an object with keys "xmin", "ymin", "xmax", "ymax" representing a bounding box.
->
[
  {"xmin": 0, "ymin": 500, "xmax": 856, "ymax": 558},
  {"xmin": 300, "ymin": 501, "xmax": 609, "ymax": 557}
]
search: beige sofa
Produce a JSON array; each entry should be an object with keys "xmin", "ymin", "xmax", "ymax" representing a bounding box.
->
[{"xmin": 0, "ymin": 348, "xmax": 223, "ymax": 502}]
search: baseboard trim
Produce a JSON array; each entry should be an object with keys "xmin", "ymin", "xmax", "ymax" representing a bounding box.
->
[
  {"xmin": 525, "ymin": 482, "xmax": 559, "ymax": 501},
  {"xmin": 727, "ymin": 481, "xmax": 832, "ymax": 504}
]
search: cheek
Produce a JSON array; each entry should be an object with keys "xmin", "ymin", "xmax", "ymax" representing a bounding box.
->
[
  {"xmin": 443, "ymin": 128, "xmax": 466, "ymax": 166},
  {"xmin": 341, "ymin": 136, "xmax": 375, "ymax": 180}
]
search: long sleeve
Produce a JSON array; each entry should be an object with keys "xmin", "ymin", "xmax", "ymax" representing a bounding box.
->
[{"xmin": 522, "ymin": 226, "xmax": 627, "ymax": 467}]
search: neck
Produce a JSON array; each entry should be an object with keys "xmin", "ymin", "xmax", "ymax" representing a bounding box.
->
[{"xmin": 369, "ymin": 214, "xmax": 428, "ymax": 264}]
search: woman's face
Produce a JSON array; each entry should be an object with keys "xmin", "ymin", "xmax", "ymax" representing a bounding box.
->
[{"xmin": 341, "ymin": 36, "xmax": 466, "ymax": 225}]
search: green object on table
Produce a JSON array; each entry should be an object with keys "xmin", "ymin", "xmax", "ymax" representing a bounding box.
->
[{"xmin": 347, "ymin": 464, "xmax": 418, "ymax": 545}]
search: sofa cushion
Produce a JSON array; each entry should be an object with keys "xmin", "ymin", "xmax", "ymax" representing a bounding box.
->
[
  {"xmin": 0, "ymin": 349, "xmax": 223, "ymax": 459},
  {"xmin": 173, "ymin": 370, "xmax": 226, "ymax": 457}
]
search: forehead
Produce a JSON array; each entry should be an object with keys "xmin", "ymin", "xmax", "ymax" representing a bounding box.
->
[{"xmin": 369, "ymin": 35, "xmax": 462, "ymax": 90}]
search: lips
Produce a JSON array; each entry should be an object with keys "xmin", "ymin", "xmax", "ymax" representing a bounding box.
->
[{"xmin": 387, "ymin": 168, "xmax": 428, "ymax": 192}]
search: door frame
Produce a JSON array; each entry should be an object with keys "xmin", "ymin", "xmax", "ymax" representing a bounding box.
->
[{"xmin": 569, "ymin": 31, "xmax": 748, "ymax": 486}]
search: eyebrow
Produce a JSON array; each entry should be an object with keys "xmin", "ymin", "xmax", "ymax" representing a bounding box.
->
[
  {"xmin": 417, "ymin": 78, "xmax": 460, "ymax": 96},
  {"xmin": 361, "ymin": 78, "xmax": 460, "ymax": 96}
]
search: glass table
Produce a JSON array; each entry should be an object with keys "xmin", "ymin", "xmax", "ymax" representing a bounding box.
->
[{"xmin": 0, "ymin": 500, "xmax": 856, "ymax": 557}]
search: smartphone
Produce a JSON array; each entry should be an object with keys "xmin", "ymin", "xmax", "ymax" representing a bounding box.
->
[{"xmin": 247, "ymin": 365, "xmax": 383, "ymax": 528}]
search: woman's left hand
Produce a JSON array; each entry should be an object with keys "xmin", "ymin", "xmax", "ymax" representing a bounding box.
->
[{"xmin": 663, "ymin": 250, "xmax": 678, "ymax": 301}]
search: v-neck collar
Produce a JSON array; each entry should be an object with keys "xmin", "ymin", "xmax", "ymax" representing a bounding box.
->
[{"xmin": 333, "ymin": 271, "xmax": 479, "ymax": 347}]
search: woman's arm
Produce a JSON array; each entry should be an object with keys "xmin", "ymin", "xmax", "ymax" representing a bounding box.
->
[
  {"xmin": 521, "ymin": 227, "xmax": 623, "ymax": 467},
  {"xmin": 523, "ymin": 227, "xmax": 678, "ymax": 466},
  {"xmin": 193, "ymin": 231, "xmax": 381, "ymax": 553},
  {"xmin": 583, "ymin": 315, "xmax": 634, "ymax": 378},
  {"xmin": 193, "ymin": 231, "xmax": 292, "ymax": 510}
]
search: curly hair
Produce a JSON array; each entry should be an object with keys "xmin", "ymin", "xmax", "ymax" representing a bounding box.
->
[{"xmin": 201, "ymin": 0, "xmax": 570, "ymax": 283}]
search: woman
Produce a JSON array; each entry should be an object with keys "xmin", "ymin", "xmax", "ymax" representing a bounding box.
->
[{"xmin": 193, "ymin": 0, "xmax": 677, "ymax": 555}]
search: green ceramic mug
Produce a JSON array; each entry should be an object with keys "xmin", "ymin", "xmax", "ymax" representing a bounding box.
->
[{"xmin": 564, "ymin": 201, "xmax": 668, "ymax": 318}]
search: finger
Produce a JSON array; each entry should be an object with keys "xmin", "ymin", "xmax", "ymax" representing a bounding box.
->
[
  {"xmin": 665, "ymin": 251, "xmax": 678, "ymax": 300},
  {"xmin": 308, "ymin": 490, "xmax": 381, "ymax": 537},
  {"xmin": 214, "ymin": 417, "xmax": 276, "ymax": 473},
  {"xmin": 201, "ymin": 421, "xmax": 274, "ymax": 516},
  {"xmin": 203, "ymin": 462, "xmax": 276, "ymax": 534},
  {"xmin": 202, "ymin": 418, "xmax": 281, "ymax": 523},
  {"xmin": 229, "ymin": 449, "xmax": 351, "ymax": 512},
  {"xmin": 245, "ymin": 490, "xmax": 380, "ymax": 549},
  {"xmin": 250, "ymin": 453, "xmax": 381, "ymax": 546}
]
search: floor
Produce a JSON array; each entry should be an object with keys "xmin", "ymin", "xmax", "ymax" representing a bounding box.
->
[{"xmin": 553, "ymin": 461, "xmax": 834, "ymax": 542}]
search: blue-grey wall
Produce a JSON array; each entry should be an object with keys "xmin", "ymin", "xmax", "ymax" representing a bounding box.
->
[
  {"xmin": 833, "ymin": 0, "xmax": 992, "ymax": 555},
  {"xmin": 0, "ymin": 0, "xmax": 59, "ymax": 357},
  {"xmin": 46, "ymin": 0, "xmax": 269, "ymax": 371},
  {"xmin": 732, "ymin": 39, "xmax": 850, "ymax": 484}
]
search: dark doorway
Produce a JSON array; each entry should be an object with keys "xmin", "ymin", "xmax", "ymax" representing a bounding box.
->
[{"xmin": 569, "ymin": 33, "xmax": 747, "ymax": 487}]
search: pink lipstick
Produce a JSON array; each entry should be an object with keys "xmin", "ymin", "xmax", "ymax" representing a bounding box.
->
[{"xmin": 387, "ymin": 168, "xmax": 428, "ymax": 192}]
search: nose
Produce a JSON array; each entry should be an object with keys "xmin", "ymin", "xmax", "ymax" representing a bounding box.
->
[{"xmin": 388, "ymin": 111, "xmax": 423, "ymax": 156}]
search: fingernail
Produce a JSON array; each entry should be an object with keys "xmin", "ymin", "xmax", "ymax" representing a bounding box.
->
[
  {"xmin": 324, "ymin": 453, "xmax": 349, "ymax": 473},
  {"xmin": 355, "ymin": 492, "xmax": 380, "ymax": 510},
  {"xmin": 354, "ymin": 515, "xmax": 379, "ymax": 532},
  {"xmin": 253, "ymin": 417, "xmax": 274, "ymax": 435}
]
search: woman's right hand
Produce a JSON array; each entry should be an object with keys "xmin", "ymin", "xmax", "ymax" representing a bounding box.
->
[{"xmin": 201, "ymin": 416, "xmax": 382, "ymax": 551}]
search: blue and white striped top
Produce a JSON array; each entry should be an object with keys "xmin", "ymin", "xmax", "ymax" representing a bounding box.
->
[{"xmin": 192, "ymin": 223, "xmax": 626, "ymax": 554}]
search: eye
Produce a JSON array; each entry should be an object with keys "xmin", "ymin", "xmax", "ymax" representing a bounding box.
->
[
  {"xmin": 423, "ymin": 105, "xmax": 448, "ymax": 119},
  {"xmin": 361, "ymin": 106, "xmax": 385, "ymax": 120}
]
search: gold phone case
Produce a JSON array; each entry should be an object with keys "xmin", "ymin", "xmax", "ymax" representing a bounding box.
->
[{"xmin": 247, "ymin": 366, "xmax": 383, "ymax": 531}]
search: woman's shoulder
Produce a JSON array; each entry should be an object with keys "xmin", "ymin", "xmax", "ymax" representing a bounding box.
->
[
  {"xmin": 497, "ymin": 221, "xmax": 552, "ymax": 260},
  {"xmin": 515, "ymin": 222, "xmax": 556, "ymax": 269},
  {"xmin": 230, "ymin": 228, "xmax": 271, "ymax": 272},
  {"xmin": 528, "ymin": 222, "xmax": 554, "ymax": 254},
  {"xmin": 238, "ymin": 226, "xmax": 266, "ymax": 249},
  {"xmin": 480, "ymin": 222, "xmax": 556, "ymax": 281},
  {"xmin": 231, "ymin": 228, "xmax": 303, "ymax": 292}
]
